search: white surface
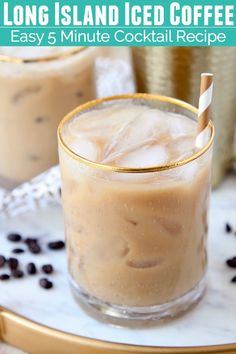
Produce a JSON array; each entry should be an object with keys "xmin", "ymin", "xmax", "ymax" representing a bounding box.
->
[
  {"xmin": 0, "ymin": 176, "xmax": 236, "ymax": 347},
  {"xmin": 0, "ymin": 343, "xmax": 26, "ymax": 354}
]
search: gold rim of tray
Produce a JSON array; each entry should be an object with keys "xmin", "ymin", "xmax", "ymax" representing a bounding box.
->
[{"xmin": 0, "ymin": 306, "xmax": 235, "ymax": 354}]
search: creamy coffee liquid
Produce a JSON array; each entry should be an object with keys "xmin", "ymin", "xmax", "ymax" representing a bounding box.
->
[
  {"xmin": 60, "ymin": 103, "xmax": 212, "ymax": 307},
  {"xmin": 0, "ymin": 46, "xmax": 98, "ymax": 188}
]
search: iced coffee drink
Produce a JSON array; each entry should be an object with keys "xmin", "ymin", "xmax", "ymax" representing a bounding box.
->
[
  {"xmin": 0, "ymin": 46, "xmax": 98, "ymax": 189},
  {"xmin": 58, "ymin": 94, "xmax": 214, "ymax": 321}
]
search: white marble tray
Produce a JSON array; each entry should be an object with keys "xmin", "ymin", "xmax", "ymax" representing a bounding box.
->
[{"xmin": 0, "ymin": 176, "xmax": 236, "ymax": 351}]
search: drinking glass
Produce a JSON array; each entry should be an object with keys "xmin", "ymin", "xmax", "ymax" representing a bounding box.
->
[
  {"xmin": 0, "ymin": 47, "xmax": 98, "ymax": 189},
  {"xmin": 58, "ymin": 94, "xmax": 214, "ymax": 321}
]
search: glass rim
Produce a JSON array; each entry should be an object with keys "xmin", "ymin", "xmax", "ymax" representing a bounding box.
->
[
  {"xmin": 58, "ymin": 93, "xmax": 214, "ymax": 174},
  {"xmin": 0, "ymin": 47, "xmax": 86, "ymax": 64}
]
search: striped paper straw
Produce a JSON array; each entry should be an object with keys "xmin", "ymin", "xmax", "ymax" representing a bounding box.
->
[{"xmin": 196, "ymin": 73, "xmax": 214, "ymax": 148}]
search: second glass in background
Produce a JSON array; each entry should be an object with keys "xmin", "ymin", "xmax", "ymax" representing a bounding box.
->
[{"xmin": 0, "ymin": 47, "xmax": 98, "ymax": 189}]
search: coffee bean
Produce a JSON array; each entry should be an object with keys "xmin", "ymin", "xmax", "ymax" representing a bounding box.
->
[
  {"xmin": 39, "ymin": 278, "xmax": 53, "ymax": 289},
  {"xmin": 48, "ymin": 241, "xmax": 65, "ymax": 250},
  {"xmin": 12, "ymin": 248, "xmax": 25, "ymax": 254},
  {"xmin": 42, "ymin": 264, "xmax": 53, "ymax": 274},
  {"xmin": 28, "ymin": 244, "xmax": 41, "ymax": 255},
  {"xmin": 231, "ymin": 276, "xmax": 236, "ymax": 283},
  {"xmin": 7, "ymin": 233, "xmax": 22, "ymax": 242},
  {"xmin": 27, "ymin": 262, "xmax": 37, "ymax": 275},
  {"xmin": 226, "ymin": 258, "xmax": 236, "ymax": 268},
  {"xmin": 0, "ymin": 274, "xmax": 10, "ymax": 281},
  {"xmin": 11, "ymin": 270, "xmax": 24, "ymax": 278},
  {"xmin": 24, "ymin": 237, "xmax": 38, "ymax": 245},
  {"xmin": 0, "ymin": 255, "xmax": 6, "ymax": 267},
  {"xmin": 8, "ymin": 258, "xmax": 19, "ymax": 270},
  {"xmin": 225, "ymin": 223, "xmax": 233, "ymax": 233}
]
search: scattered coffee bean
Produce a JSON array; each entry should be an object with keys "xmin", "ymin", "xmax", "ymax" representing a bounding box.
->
[
  {"xmin": 48, "ymin": 241, "xmax": 65, "ymax": 250},
  {"xmin": 27, "ymin": 262, "xmax": 37, "ymax": 275},
  {"xmin": 2, "ymin": 232, "xmax": 61, "ymax": 289},
  {"xmin": 225, "ymin": 223, "xmax": 233, "ymax": 233},
  {"xmin": 231, "ymin": 276, "xmax": 236, "ymax": 283},
  {"xmin": 28, "ymin": 243, "xmax": 41, "ymax": 255},
  {"xmin": 7, "ymin": 233, "xmax": 22, "ymax": 242},
  {"xmin": 42, "ymin": 264, "xmax": 53, "ymax": 274},
  {"xmin": 226, "ymin": 257, "xmax": 236, "ymax": 268},
  {"xmin": 12, "ymin": 248, "xmax": 25, "ymax": 254},
  {"xmin": 11, "ymin": 270, "xmax": 24, "ymax": 278},
  {"xmin": 24, "ymin": 237, "xmax": 38, "ymax": 245},
  {"xmin": 8, "ymin": 258, "xmax": 19, "ymax": 270},
  {"xmin": 0, "ymin": 274, "xmax": 10, "ymax": 281},
  {"xmin": 25, "ymin": 238, "xmax": 42, "ymax": 254},
  {"xmin": 39, "ymin": 278, "xmax": 53, "ymax": 289},
  {"xmin": 0, "ymin": 255, "xmax": 6, "ymax": 267}
]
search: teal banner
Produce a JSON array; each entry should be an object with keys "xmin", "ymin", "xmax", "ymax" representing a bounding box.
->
[{"xmin": 0, "ymin": 0, "xmax": 235, "ymax": 46}]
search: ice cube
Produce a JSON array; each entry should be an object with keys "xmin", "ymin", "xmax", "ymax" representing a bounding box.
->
[
  {"xmin": 68, "ymin": 104, "xmax": 140, "ymax": 144},
  {"xmin": 167, "ymin": 113, "xmax": 196, "ymax": 138},
  {"xmin": 116, "ymin": 144, "xmax": 168, "ymax": 168},
  {"xmin": 118, "ymin": 108, "xmax": 168, "ymax": 148},
  {"xmin": 67, "ymin": 136, "xmax": 98, "ymax": 161},
  {"xmin": 167, "ymin": 135, "xmax": 195, "ymax": 162},
  {"xmin": 126, "ymin": 257, "xmax": 163, "ymax": 269},
  {"xmin": 63, "ymin": 103, "xmax": 197, "ymax": 172},
  {"xmin": 103, "ymin": 106, "xmax": 170, "ymax": 163}
]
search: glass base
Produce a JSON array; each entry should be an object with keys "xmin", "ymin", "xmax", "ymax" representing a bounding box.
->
[{"xmin": 70, "ymin": 275, "xmax": 207, "ymax": 323}]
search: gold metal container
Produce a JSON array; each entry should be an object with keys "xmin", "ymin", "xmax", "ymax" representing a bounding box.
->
[{"xmin": 132, "ymin": 47, "xmax": 236, "ymax": 187}]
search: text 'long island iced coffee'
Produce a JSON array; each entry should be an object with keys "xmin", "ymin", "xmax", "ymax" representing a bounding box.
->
[{"xmin": 58, "ymin": 94, "xmax": 214, "ymax": 321}]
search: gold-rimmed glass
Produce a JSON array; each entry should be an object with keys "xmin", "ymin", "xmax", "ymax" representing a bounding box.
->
[
  {"xmin": 0, "ymin": 46, "xmax": 97, "ymax": 189},
  {"xmin": 58, "ymin": 94, "xmax": 214, "ymax": 323}
]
